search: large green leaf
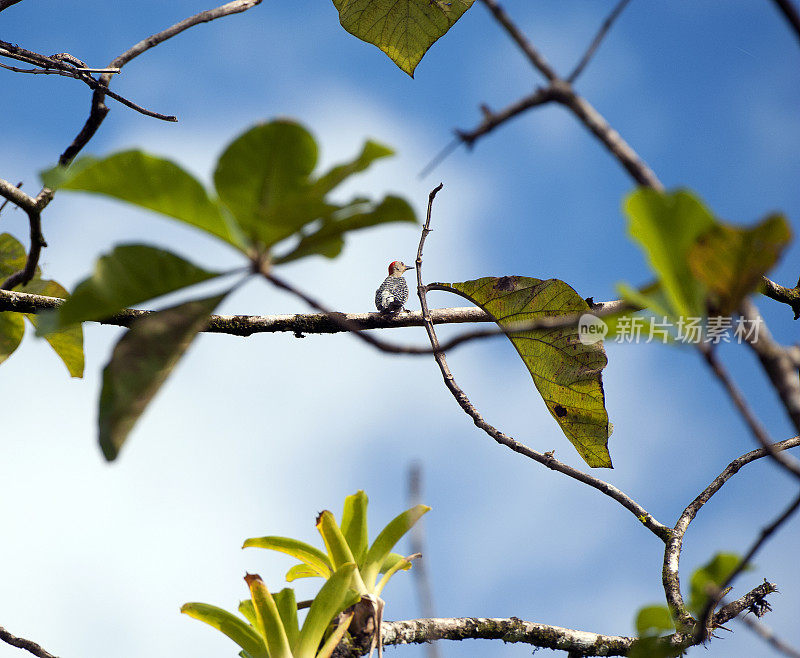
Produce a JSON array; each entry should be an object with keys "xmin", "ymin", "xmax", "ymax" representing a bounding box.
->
[
  {"xmin": 214, "ymin": 121, "xmax": 330, "ymax": 247},
  {"xmin": 316, "ymin": 511, "xmax": 367, "ymax": 593},
  {"xmin": 689, "ymin": 214, "xmax": 791, "ymax": 315},
  {"xmin": 340, "ymin": 491, "xmax": 369, "ymax": 566},
  {"xmin": 23, "ymin": 279, "xmax": 84, "ymax": 378},
  {"xmin": 98, "ymin": 292, "xmax": 227, "ymax": 461},
  {"xmin": 41, "ymin": 152, "xmax": 242, "ymax": 247},
  {"xmin": 242, "ymin": 536, "xmax": 332, "ymax": 579},
  {"xmin": 0, "ymin": 311, "xmax": 25, "ymax": 365},
  {"xmin": 295, "ymin": 563, "xmax": 357, "ymax": 658},
  {"xmin": 361, "ymin": 504, "xmax": 430, "ymax": 590},
  {"xmin": 181, "ymin": 602, "xmax": 268, "ymax": 658},
  {"xmin": 274, "ymin": 195, "xmax": 416, "ymax": 264},
  {"xmin": 433, "ymin": 277, "xmax": 612, "ymax": 468},
  {"xmin": 331, "ymin": 0, "xmax": 475, "ymax": 76},
  {"xmin": 624, "ymin": 189, "xmax": 715, "ymax": 319},
  {"xmin": 38, "ymin": 245, "xmax": 221, "ymax": 333}
]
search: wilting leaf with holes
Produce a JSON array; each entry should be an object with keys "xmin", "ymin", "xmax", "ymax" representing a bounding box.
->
[
  {"xmin": 331, "ymin": 0, "xmax": 475, "ymax": 76},
  {"xmin": 433, "ymin": 277, "xmax": 612, "ymax": 468},
  {"xmin": 689, "ymin": 214, "xmax": 791, "ymax": 315}
]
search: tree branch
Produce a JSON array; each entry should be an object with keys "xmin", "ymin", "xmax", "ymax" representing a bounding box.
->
[
  {"xmin": 662, "ymin": 436, "xmax": 800, "ymax": 627},
  {"xmin": 0, "ymin": 626, "xmax": 58, "ymax": 658},
  {"xmin": 0, "ymin": 188, "xmax": 52, "ymax": 290},
  {"xmin": 761, "ymin": 275, "xmax": 800, "ymax": 319},
  {"xmin": 697, "ymin": 491, "xmax": 800, "ymax": 641},
  {"xmin": 567, "ymin": 0, "xmax": 633, "ymax": 83},
  {"xmin": 740, "ymin": 298, "xmax": 800, "ymax": 438},
  {"xmin": 735, "ymin": 606, "xmax": 800, "ymax": 658},
  {"xmin": 415, "ymin": 185, "xmax": 671, "ymax": 541}
]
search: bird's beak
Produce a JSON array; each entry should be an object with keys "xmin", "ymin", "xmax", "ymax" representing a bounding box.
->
[{"xmin": 405, "ymin": 265, "xmax": 415, "ymax": 270}]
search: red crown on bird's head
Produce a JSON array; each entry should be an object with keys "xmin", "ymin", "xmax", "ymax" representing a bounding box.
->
[{"xmin": 389, "ymin": 260, "xmax": 401, "ymax": 274}]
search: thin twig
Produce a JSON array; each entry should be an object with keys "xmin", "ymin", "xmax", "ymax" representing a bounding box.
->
[
  {"xmin": 478, "ymin": 0, "xmax": 558, "ymax": 81},
  {"xmin": 567, "ymin": 0, "xmax": 633, "ymax": 83},
  {"xmin": 662, "ymin": 436, "xmax": 800, "ymax": 626},
  {"xmin": 740, "ymin": 299, "xmax": 800, "ymax": 440},
  {"xmin": 0, "ymin": 181, "xmax": 22, "ymax": 215},
  {"xmin": 697, "ymin": 491, "xmax": 800, "ymax": 641},
  {"xmin": 735, "ymin": 608, "xmax": 800, "ymax": 658},
  {"xmin": 415, "ymin": 184, "xmax": 671, "ymax": 541},
  {"xmin": 699, "ymin": 344, "xmax": 800, "ymax": 479},
  {"xmin": 406, "ymin": 463, "xmax": 441, "ymax": 658},
  {"xmin": 0, "ymin": 626, "xmax": 59, "ymax": 658},
  {"xmin": 58, "ymin": 0, "xmax": 262, "ymax": 164},
  {"xmin": 0, "ymin": 188, "xmax": 52, "ymax": 290}
]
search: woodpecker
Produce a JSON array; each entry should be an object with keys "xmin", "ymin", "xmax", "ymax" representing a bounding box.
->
[{"xmin": 375, "ymin": 260, "xmax": 414, "ymax": 314}]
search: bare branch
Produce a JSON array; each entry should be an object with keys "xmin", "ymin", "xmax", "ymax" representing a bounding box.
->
[
  {"xmin": 761, "ymin": 275, "xmax": 800, "ymax": 320},
  {"xmin": 415, "ymin": 184, "xmax": 670, "ymax": 541},
  {"xmin": 715, "ymin": 581, "xmax": 779, "ymax": 626},
  {"xmin": 700, "ymin": 344, "xmax": 800, "ymax": 479},
  {"xmin": 771, "ymin": 0, "xmax": 800, "ymax": 44},
  {"xmin": 697, "ymin": 491, "xmax": 800, "ymax": 641},
  {"xmin": 0, "ymin": 188, "xmax": 52, "ymax": 290},
  {"xmin": 0, "ymin": 626, "xmax": 58, "ymax": 658},
  {"xmin": 0, "ymin": 0, "xmax": 24, "ymax": 12},
  {"xmin": 567, "ymin": 0, "xmax": 633, "ymax": 83},
  {"xmin": 735, "ymin": 607, "xmax": 800, "ymax": 658},
  {"xmin": 662, "ymin": 436, "xmax": 800, "ymax": 627},
  {"xmin": 740, "ymin": 299, "xmax": 800, "ymax": 439},
  {"xmin": 58, "ymin": 0, "xmax": 262, "ymax": 164}
]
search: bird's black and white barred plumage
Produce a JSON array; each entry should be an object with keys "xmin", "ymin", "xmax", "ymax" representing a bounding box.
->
[
  {"xmin": 375, "ymin": 260, "xmax": 413, "ymax": 313},
  {"xmin": 375, "ymin": 275, "xmax": 409, "ymax": 313}
]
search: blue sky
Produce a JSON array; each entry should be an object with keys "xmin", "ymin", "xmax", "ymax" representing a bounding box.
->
[{"xmin": 1, "ymin": 1, "xmax": 799, "ymax": 657}]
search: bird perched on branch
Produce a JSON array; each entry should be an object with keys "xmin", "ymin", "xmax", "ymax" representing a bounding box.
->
[{"xmin": 375, "ymin": 260, "xmax": 414, "ymax": 314}]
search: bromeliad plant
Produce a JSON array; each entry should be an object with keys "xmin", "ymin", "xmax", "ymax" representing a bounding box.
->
[
  {"xmin": 244, "ymin": 491, "xmax": 430, "ymax": 654},
  {"xmin": 181, "ymin": 492, "xmax": 429, "ymax": 658},
  {"xmin": 182, "ymin": 566, "xmax": 359, "ymax": 658}
]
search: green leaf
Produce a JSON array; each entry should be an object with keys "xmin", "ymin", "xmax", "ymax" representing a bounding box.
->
[
  {"xmin": 375, "ymin": 553, "xmax": 416, "ymax": 595},
  {"xmin": 0, "ymin": 311, "xmax": 25, "ymax": 365},
  {"xmin": 624, "ymin": 189, "xmax": 716, "ymax": 319},
  {"xmin": 629, "ymin": 636, "xmax": 685, "ymax": 658},
  {"xmin": 214, "ymin": 120, "xmax": 330, "ymax": 247},
  {"xmin": 312, "ymin": 140, "xmax": 394, "ymax": 197},
  {"xmin": 274, "ymin": 195, "xmax": 417, "ymax": 264},
  {"xmin": 688, "ymin": 552, "xmax": 750, "ymax": 615},
  {"xmin": 245, "ymin": 574, "xmax": 293, "ymax": 658},
  {"xmin": 316, "ymin": 511, "xmax": 356, "ymax": 570},
  {"xmin": 341, "ymin": 491, "xmax": 369, "ymax": 566},
  {"xmin": 41, "ymin": 152, "xmax": 242, "ymax": 248},
  {"xmin": 23, "ymin": 280, "xmax": 84, "ymax": 378},
  {"xmin": 380, "ymin": 552, "xmax": 413, "ymax": 574},
  {"xmin": 38, "ymin": 245, "xmax": 221, "ymax": 333},
  {"xmin": 295, "ymin": 563, "xmax": 357, "ymax": 658},
  {"xmin": 361, "ymin": 504, "xmax": 430, "ymax": 590},
  {"xmin": 0, "ymin": 232, "xmax": 28, "ymax": 278},
  {"xmin": 286, "ymin": 564, "xmax": 323, "ymax": 582},
  {"xmin": 181, "ymin": 602, "xmax": 268, "ymax": 658},
  {"xmin": 242, "ymin": 536, "xmax": 332, "ymax": 579},
  {"xmin": 331, "ymin": 0, "xmax": 476, "ymax": 77},
  {"xmin": 635, "ymin": 605, "xmax": 674, "ymax": 636},
  {"xmin": 98, "ymin": 292, "xmax": 227, "ymax": 461},
  {"xmin": 273, "ymin": 588, "xmax": 300, "ymax": 651},
  {"xmin": 238, "ymin": 599, "xmax": 257, "ymax": 626},
  {"xmin": 433, "ymin": 277, "xmax": 612, "ymax": 468},
  {"xmin": 689, "ymin": 214, "xmax": 791, "ymax": 315}
]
